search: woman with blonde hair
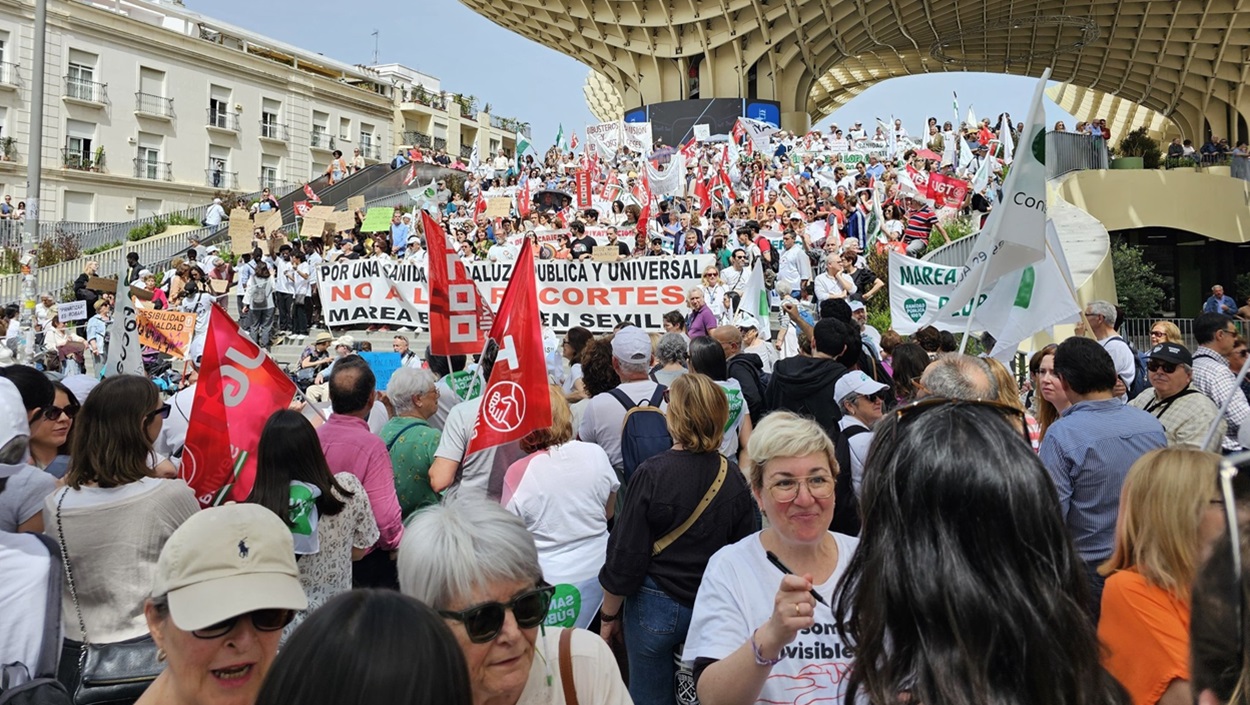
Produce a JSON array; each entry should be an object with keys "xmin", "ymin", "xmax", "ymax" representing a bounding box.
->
[
  {"xmin": 984, "ymin": 357, "xmax": 1041, "ymax": 450},
  {"xmin": 502, "ymin": 385, "xmax": 618, "ymax": 630},
  {"xmin": 1150, "ymin": 321, "xmax": 1184, "ymax": 346},
  {"xmin": 1098, "ymin": 447, "xmax": 1226, "ymax": 705}
]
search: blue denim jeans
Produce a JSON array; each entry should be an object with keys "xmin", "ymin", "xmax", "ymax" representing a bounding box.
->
[{"xmin": 624, "ymin": 576, "xmax": 693, "ymax": 705}]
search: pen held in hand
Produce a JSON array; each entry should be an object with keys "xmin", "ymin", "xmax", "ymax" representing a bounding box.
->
[{"xmin": 765, "ymin": 550, "xmax": 829, "ymax": 608}]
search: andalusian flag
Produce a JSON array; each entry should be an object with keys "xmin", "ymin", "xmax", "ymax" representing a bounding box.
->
[
  {"xmin": 953, "ymin": 92, "xmax": 960, "ymax": 132},
  {"xmin": 863, "ymin": 186, "xmax": 886, "ymax": 251},
  {"xmin": 515, "ymin": 129, "xmax": 531, "ymax": 156},
  {"xmin": 556, "ymin": 124, "xmax": 569, "ymax": 153},
  {"xmin": 738, "ymin": 259, "xmax": 772, "ymax": 342}
]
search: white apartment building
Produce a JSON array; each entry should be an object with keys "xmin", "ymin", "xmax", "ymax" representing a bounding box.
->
[{"xmin": 0, "ymin": 0, "xmax": 509, "ymax": 227}]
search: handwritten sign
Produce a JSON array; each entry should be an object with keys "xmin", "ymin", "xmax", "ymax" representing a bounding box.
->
[
  {"xmin": 359, "ymin": 351, "xmax": 402, "ymax": 391},
  {"xmin": 57, "ymin": 300, "xmax": 88, "ymax": 323},
  {"xmin": 229, "ymin": 211, "xmax": 253, "ymax": 254},
  {"xmin": 137, "ymin": 309, "xmax": 196, "ymax": 358},
  {"xmin": 85, "ymin": 276, "xmax": 117, "ymax": 293},
  {"xmin": 592, "ymin": 246, "xmax": 619, "ymax": 262},
  {"xmin": 257, "ymin": 209, "xmax": 283, "ymax": 235},
  {"xmin": 693, "ymin": 124, "xmax": 710, "ymax": 142},
  {"xmin": 307, "ymin": 205, "xmax": 335, "ymax": 220},
  {"xmin": 334, "ymin": 211, "xmax": 357, "ymax": 232},
  {"xmin": 360, "ymin": 207, "xmax": 394, "ymax": 233},
  {"xmin": 485, "ymin": 197, "xmax": 511, "ymax": 219},
  {"xmin": 347, "ymin": 195, "xmax": 366, "ymax": 213},
  {"xmin": 299, "ymin": 216, "xmax": 326, "ymax": 241}
]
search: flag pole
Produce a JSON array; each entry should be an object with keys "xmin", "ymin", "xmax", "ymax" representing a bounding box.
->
[{"xmin": 956, "ymin": 254, "xmax": 993, "ymax": 354}]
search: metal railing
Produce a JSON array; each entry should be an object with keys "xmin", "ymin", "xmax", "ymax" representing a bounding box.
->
[
  {"xmin": 459, "ymin": 144, "xmax": 474, "ymax": 160},
  {"xmin": 403, "ymin": 131, "xmax": 432, "ymax": 148},
  {"xmin": 134, "ymin": 92, "xmax": 174, "ymax": 118},
  {"xmin": 1045, "ymin": 131, "xmax": 1109, "ymax": 180},
  {"xmin": 310, "ymin": 131, "xmax": 334, "ymax": 150},
  {"xmin": 60, "ymin": 148, "xmax": 96, "ymax": 171},
  {"xmin": 433, "ymin": 136, "xmax": 447, "ymax": 151},
  {"xmin": 0, "ymin": 62, "xmax": 18, "ymax": 85},
  {"xmin": 205, "ymin": 168, "xmax": 238, "ymax": 189},
  {"xmin": 64, "ymin": 76, "xmax": 107, "ymax": 103},
  {"xmin": 921, "ymin": 233, "xmax": 979, "ymax": 267},
  {"xmin": 260, "ymin": 121, "xmax": 289, "ymax": 141},
  {"xmin": 490, "ymin": 115, "xmax": 530, "ymax": 137},
  {"xmin": 1120, "ymin": 318, "xmax": 1250, "ymax": 353},
  {"xmin": 206, "ymin": 108, "xmax": 239, "ymax": 132},
  {"xmin": 133, "ymin": 158, "xmax": 173, "ymax": 181}
]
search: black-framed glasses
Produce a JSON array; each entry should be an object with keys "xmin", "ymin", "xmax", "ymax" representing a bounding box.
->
[
  {"xmin": 1147, "ymin": 360, "xmax": 1178, "ymax": 373},
  {"xmin": 896, "ymin": 397, "xmax": 1031, "ymax": 448},
  {"xmin": 145, "ymin": 403, "xmax": 171, "ymax": 423},
  {"xmin": 439, "ymin": 585, "xmax": 554, "ymax": 643},
  {"xmin": 192, "ymin": 608, "xmax": 294, "ymax": 639},
  {"xmin": 858, "ymin": 392, "xmax": 885, "ymax": 404},
  {"xmin": 38, "ymin": 404, "xmax": 78, "ymax": 422}
]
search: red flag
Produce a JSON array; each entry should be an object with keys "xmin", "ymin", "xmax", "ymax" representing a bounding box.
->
[
  {"xmin": 635, "ymin": 175, "xmax": 652, "ymax": 238},
  {"xmin": 694, "ymin": 165, "xmax": 711, "ymax": 214},
  {"xmin": 181, "ymin": 306, "xmax": 296, "ymax": 507},
  {"xmin": 575, "ymin": 170, "xmax": 592, "ymax": 209},
  {"xmin": 751, "ymin": 175, "xmax": 767, "ymax": 209},
  {"xmin": 465, "ymin": 239, "xmax": 552, "ymax": 456},
  {"xmin": 517, "ymin": 175, "xmax": 531, "ymax": 219},
  {"xmin": 303, "ymin": 183, "xmax": 320, "ymax": 203},
  {"xmin": 570, "ymin": 132, "xmax": 580, "ymax": 151},
  {"xmin": 293, "ymin": 201, "xmax": 311, "ymax": 217},
  {"xmin": 473, "ymin": 192, "xmax": 488, "ymax": 220},
  {"xmin": 402, "ymin": 163, "xmax": 417, "ymax": 186},
  {"xmin": 424, "ymin": 212, "xmax": 487, "ymax": 356}
]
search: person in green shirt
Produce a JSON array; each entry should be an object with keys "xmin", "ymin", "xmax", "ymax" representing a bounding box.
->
[{"xmin": 379, "ymin": 367, "xmax": 442, "ymax": 518}]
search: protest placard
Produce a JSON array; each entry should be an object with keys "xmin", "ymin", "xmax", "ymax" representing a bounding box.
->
[
  {"xmin": 334, "ymin": 211, "xmax": 356, "ymax": 232},
  {"xmin": 307, "ymin": 205, "xmax": 335, "ymax": 220},
  {"xmin": 888, "ymin": 250, "xmax": 986, "ymax": 334},
  {"xmin": 57, "ymin": 300, "xmax": 87, "ymax": 323},
  {"xmin": 317, "ymin": 254, "xmax": 713, "ymax": 332},
  {"xmin": 692, "ymin": 124, "xmax": 710, "ymax": 142},
  {"xmin": 208, "ymin": 279, "xmax": 229, "ymax": 295},
  {"xmin": 592, "ymin": 246, "xmax": 619, "ymax": 262},
  {"xmin": 228, "ymin": 211, "xmax": 253, "ymax": 253},
  {"xmin": 85, "ymin": 276, "xmax": 117, "ymax": 293},
  {"xmin": 136, "ymin": 309, "xmax": 197, "ymax": 358},
  {"xmin": 347, "ymin": 195, "xmax": 366, "ymax": 213},
  {"xmin": 129, "ymin": 285, "xmax": 154, "ymax": 302},
  {"xmin": 360, "ymin": 207, "xmax": 394, "ymax": 232},
  {"xmin": 257, "ymin": 209, "xmax": 283, "ymax": 235},
  {"xmin": 485, "ymin": 198, "xmax": 511, "ymax": 218},
  {"xmin": 359, "ymin": 351, "xmax": 402, "ymax": 391},
  {"xmin": 299, "ymin": 216, "xmax": 326, "ymax": 241}
]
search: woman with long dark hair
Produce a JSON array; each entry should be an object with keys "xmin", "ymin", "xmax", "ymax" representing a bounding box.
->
[
  {"xmin": 249, "ymin": 409, "xmax": 378, "ymax": 632},
  {"xmin": 688, "ymin": 336, "xmax": 753, "ymax": 470},
  {"xmin": 834, "ymin": 401, "xmax": 1128, "ymax": 705},
  {"xmin": 889, "ymin": 342, "xmax": 930, "ymax": 404}
]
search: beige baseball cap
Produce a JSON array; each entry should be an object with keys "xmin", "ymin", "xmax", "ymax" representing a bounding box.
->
[{"xmin": 152, "ymin": 504, "xmax": 307, "ymax": 631}]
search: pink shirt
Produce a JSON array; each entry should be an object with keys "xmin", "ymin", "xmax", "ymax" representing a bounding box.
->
[{"xmin": 317, "ymin": 414, "xmax": 404, "ymax": 550}]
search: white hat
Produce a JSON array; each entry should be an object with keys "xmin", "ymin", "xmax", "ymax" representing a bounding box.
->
[
  {"xmin": 848, "ymin": 300, "xmax": 866, "ymax": 313},
  {"xmin": 611, "ymin": 326, "xmax": 652, "ymax": 363},
  {"xmin": 834, "ymin": 370, "xmax": 890, "ymax": 405},
  {"xmin": 0, "ymin": 378, "xmax": 29, "ymax": 479},
  {"xmin": 152, "ymin": 504, "xmax": 308, "ymax": 631},
  {"xmin": 733, "ymin": 312, "xmax": 759, "ymax": 330}
]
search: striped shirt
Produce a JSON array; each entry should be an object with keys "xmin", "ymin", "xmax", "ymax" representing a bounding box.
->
[
  {"xmin": 1191, "ymin": 345, "xmax": 1249, "ymax": 451},
  {"xmin": 902, "ymin": 207, "xmax": 938, "ymax": 242},
  {"xmin": 1039, "ymin": 399, "xmax": 1167, "ymax": 565}
]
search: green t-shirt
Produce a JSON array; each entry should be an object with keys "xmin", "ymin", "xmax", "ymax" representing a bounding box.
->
[{"xmin": 380, "ymin": 416, "xmax": 442, "ymax": 518}]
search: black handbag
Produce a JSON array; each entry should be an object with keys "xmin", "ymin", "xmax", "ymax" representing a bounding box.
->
[{"xmin": 55, "ymin": 490, "xmax": 164, "ymax": 705}]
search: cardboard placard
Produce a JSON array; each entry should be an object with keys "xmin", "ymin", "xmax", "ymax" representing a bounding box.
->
[
  {"xmin": 268, "ymin": 233, "xmax": 289, "ymax": 256},
  {"xmin": 359, "ymin": 351, "xmax": 402, "ymax": 391},
  {"xmin": 347, "ymin": 195, "xmax": 366, "ymax": 213},
  {"xmin": 129, "ymin": 285, "xmax": 154, "ymax": 301},
  {"xmin": 360, "ymin": 207, "xmax": 394, "ymax": 233},
  {"xmin": 693, "ymin": 124, "xmax": 710, "ymax": 142},
  {"xmin": 307, "ymin": 205, "xmax": 335, "ymax": 219},
  {"xmin": 85, "ymin": 276, "xmax": 117, "ymax": 293},
  {"xmin": 299, "ymin": 216, "xmax": 326, "ymax": 241},
  {"xmin": 485, "ymin": 197, "xmax": 511, "ymax": 218},
  {"xmin": 592, "ymin": 246, "xmax": 620, "ymax": 262},
  {"xmin": 208, "ymin": 279, "xmax": 229, "ymax": 294},
  {"xmin": 136, "ymin": 309, "xmax": 196, "ymax": 359},
  {"xmin": 257, "ymin": 209, "xmax": 283, "ymax": 234},
  {"xmin": 229, "ymin": 210, "xmax": 253, "ymax": 254},
  {"xmin": 57, "ymin": 300, "xmax": 88, "ymax": 323},
  {"xmin": 334, "ymin": 211, "xmax": 357, "ymax": 232}
]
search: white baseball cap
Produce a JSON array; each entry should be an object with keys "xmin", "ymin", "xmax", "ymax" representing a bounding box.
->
[
  {"xmin": 834, "ymin": 371, "xmax": 890, "ymax": 405},
  {"xmin": 0, "ymin": 378, "xmax": 29, "ymax": 479},
  {"xmin": 611, "ymin": 326, "xmax": 652, "ymax": 363},
  {"xmin": 152, "ymin": 504, "xmax": 308, "ymax": 631}
]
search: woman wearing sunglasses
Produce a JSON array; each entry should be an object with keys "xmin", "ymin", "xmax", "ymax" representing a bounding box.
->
[
  {"xmin": 137, "ymin": 503, "xmax": 308, "ymax": 705},
  {"xmin": 45, "ymin": 374, "xmax": 198, "ymax": 690},
  {"xmin": 398, "ymin": 497, "xmax": 630, "ymax": 705},
  {"xmin": 1098, "ymin": 447, "xmax": 1223, "ymax": 705},
  {"xmin": 28, "ymin": 381, "xmax": 78, "ymax": 478}
]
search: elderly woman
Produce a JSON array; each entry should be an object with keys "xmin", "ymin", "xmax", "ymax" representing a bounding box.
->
[
  {"xmin": 1129, "ymin": 343, "xmax": 1226, "ymax": 451},
  {"xmin": 601, "ymin": 373, "xmax": 756, "ymax": 705},
  {"xmin": 685, "ymin": 411, "xmax": 856, "ymax": 705},
  {"xmin": 828, "ymin": 402, "xmax": 1127, "ymax": 705},
  {"xmin": 1149, "ymin": 321, "xmax": 1184, "ymax": 346},
  {"xmin": 135, "ymin": 504, "xmax": 308, "ymax": 705},
  {"xmin": 1098, "ymin": 448, "xmax": 1224, "ymax": 705},
  {"xmin": 652, "ymin": 332, "xmax": 689, "ymax": 387},
  {"xmin": 46, "ymin": 317, "xmax": 87, "ymax": 375},
  {"xmin": 503, "ymin": 386, "xmax": 618, "ymax": 630},
  {"xmin": 398, "ymin": 497, "xmax": 630, "ymax": 705},
  {"xmin": 380, "ymin": 367, "xmax": 442, "ymax": 519}
]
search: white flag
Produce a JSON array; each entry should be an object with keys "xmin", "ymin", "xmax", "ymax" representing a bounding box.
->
[
  {"xmin": 981, "ymin": 221, "xmax": 1081, "ymax": 361},
  {"xmin": 971, "ymin": 148, "xmax": 993, "ymax": 193},
  {"xmin": 999, "ymin": 113, "xmax": 1015, "ymax": 165},
  {"xmin": 468, "ymin": 143, "xmax": 480, "ymax": 175},
  {"xmin": 959, "ymin": 133, "xmax": 974, "ymax": 171},
  {"xmin": 966, "ymin": 104, "xmax": 977, "ymax": 129},
  {"xmin": 738, "ymin": 117, "xmax": 778, "ymax": 153},
  {"xmin": 410, "ymin": 178, "xmax": 440, "ymax": 216},
  {"xmin": 921, "ymin": 68, "xmax": 1052, "ymax": 329},
  {"xmin": 737, "ymin": 259, "xmax": 772, "ymax": 342},
  {"xmin": 645, "ymin": 153, "xmax": 685, "ymax": 198},
  {"xmin": 103, "ymin": 288, "xmax": 143, "ymax": 377}
]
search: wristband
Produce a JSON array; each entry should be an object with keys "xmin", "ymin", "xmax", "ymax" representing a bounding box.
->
[
  {"xmin": 750, "ymin": 628, "xmax": 783, "ymax": 666},
  {"xmin": 599, "ymin": 609, "xmax": 621, "ymax": 623}
]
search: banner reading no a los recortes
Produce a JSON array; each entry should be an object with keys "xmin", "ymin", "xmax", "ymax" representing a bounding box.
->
[{"xmin": 318, "ymin": 255, "xmax": 713, "ymax": 332}]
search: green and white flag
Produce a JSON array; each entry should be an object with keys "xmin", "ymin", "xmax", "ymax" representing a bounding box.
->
[
  {"xmin": 515, "ymin": 129, "xmax": 531, "ymax": 156},
  {"xmin": 736, "ymin": 259, "xmax": 772, "ymax": 342},
  {"xmin": 410, "ymin": 178, "xmax": 439, "ymax": 215},
  {"xmin": 555, "ymin": 124, "xmax": 569, "ymax": 152}
]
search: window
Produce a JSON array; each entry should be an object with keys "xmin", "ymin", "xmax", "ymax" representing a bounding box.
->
[
  {"xmin": 136, "ymin": 67, "xmax": 170, "ymax": 116},
  {"xmin": 260, "ymin": 155, "xmax": 280, "ymax": 189},
  {"xmin": 0, "ymin": 33, "xmax": 12, "ymax": 84},
  {"xmin": 311, "ymin": 111, "xmax": 330, "ymax": 148},
  {"xmin": 208, "ymin": 85, "xmax": 231, "ymax": 129},
  {"xmin": 261, "ymin": 98, "xmax": 282, "ymax": 140},
  {"xmin": 359, "ymin": 122, "xmax": 375, "ymax": 158},
  {"xmin": 136, "ymin": 131, "xmax": 162, "ymax": 179},
  {"xmin": 64, "ymin": 119, "xmax": 94, "ymax": 169},
  {"xmin": 207, "ymin": 145, "xmax": 231, "ymax": 188},
  {"xmin": 489, "ymin": 139, "xmax": 500, "ymax": 154},
  {"xmin": 338, "ymin": 117, "xmax": 351, "ymax": 141},
  {"xmin": 62, "ymin": 191, "xmax": 94, "ymax": 221},
  {"xmin": 66, "ymin": 50, "xmax": 99, "ymax": 102}
]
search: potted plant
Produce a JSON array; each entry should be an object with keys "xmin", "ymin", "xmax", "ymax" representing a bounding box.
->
[
  {"xmin": 0, "ymin": 136, "xmax": 15, "ymax": 161},
  {"xmin": 414, "ymin": 85, "xmax": 429, "ymax": 105},
  {"xmin": 93, "ymin": 145, "xmax": 105, "ymax": 172},
  {"xmin": 1113, "ymin": 127, "xmax": 1161, "ymax": 170}
]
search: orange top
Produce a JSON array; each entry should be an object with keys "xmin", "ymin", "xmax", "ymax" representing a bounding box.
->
[{"xmin": 1098, "ymin": 568, "xmax": 1190, "ymax": 705}]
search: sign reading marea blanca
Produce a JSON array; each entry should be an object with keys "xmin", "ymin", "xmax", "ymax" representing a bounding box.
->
[{"xmin": 318, "ymin": 254, "xmax": 714, "ymax": 332}]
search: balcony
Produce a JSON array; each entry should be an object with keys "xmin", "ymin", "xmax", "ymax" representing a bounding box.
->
[
  {"xmin": 61, "ymin": 148, "xmax": 97, "ymax": 171},
  {"xmin": 260, "ymin": 121, "xmax": 289, "ymax": 142},
  {"xmin": 205, "ymin": 168, "xmax": 238, "ymax": 189},
  {"xmin": 310, "ymin": 131, "xmax": 335, "ymax": 151},
  {"xmin": 133, "ymin": 158, "xmax": 172, "ymax": 181},
  {"xmin": 403, "ymin": 131, "xmax": 432, "ymax": 148},
  {"xmin": 206, "ymin": 108, "xmax": 240, "ymax": 133},
  {"xmin": 359, "ymin": 142, "xmax": 380, "ymax": 160},
  {"xmin": 490, "ymin": 115, "xmax": 530, "ymax": 138},
  {"xmin": 0, "ymin": 62, "xmax": 18, "ymax": 90},
  {"xmin": 459, "ymin": 144, "xmax": 474, "ymax": 160},
  {"xmin": 134, "ymin": 92, "xmax": 174, "ymax": 119},
  {"xmin": 432, "ymin": 136, "xmax": 447, "ymax": 152},
  {"xmin": 64, "ymin": 77, "xmax": 107, "ymax": 106}
]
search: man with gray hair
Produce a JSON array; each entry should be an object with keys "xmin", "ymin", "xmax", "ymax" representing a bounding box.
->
[
  {"xmin": 1128, "ymin": 342, "xmax": 1225, "ymax": 451},
  {"xmin": 1083, "ymin": 299, "xmax": 1135, "ymax": 399},
  {"xmin": 578, "ymin": 326, "xmax": 663, "ymax": 476},
  {"xmin": 918, "ymin": 353, "xmax": 999, "ymax": 400}
]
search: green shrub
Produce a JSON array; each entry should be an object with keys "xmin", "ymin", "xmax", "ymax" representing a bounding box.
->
[
  {"xmin": 128, "ymin": 223, "xmax": 155, "ymax": 241},
  {"xmin": 1111, "ymin": 241, "xmax": 1165, "ymax": 317},
  {"xmin": 83, "ymin": 240, "xmax": 122, "ymax": 255},
  {"xmin": 166, "ymin": 213, "xmax": 200, "ymax": 227},
  {"xmin": 1118, "ymin": 127, "xmax": 1163, "ymax": 169}
]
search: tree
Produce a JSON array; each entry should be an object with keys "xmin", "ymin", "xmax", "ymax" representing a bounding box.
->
[{"xmin": 1111, "ymin": 241, "xmax": 1165, "ymax": 317}]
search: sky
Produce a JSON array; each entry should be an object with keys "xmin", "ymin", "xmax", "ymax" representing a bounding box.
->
[{"xmin": 191, "ymin": 0, "xmax": 1077, "ymax": 147}]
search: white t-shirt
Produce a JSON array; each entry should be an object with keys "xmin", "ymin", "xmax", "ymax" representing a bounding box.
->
[
  {"xmin": 273, "ymin": 258, "xmax": 294, "ymax": 294},
  {"xmin": 562, "ymin": 363, "xmax": 584, "ymax": 396},
  {"xmin": 720, "ymin": 266, "xmax": 748, "ymax": 294},
  {"xmin": 777, "ymin": 243, "xmax": 811, "ymax": 288},
  {"xmin": 685, "ymin": 532, "xmax": 860, "ymax": 704},
  {"xmin": 813, "ymin": 272, "xmax": 856, "ymax": 301},
  {"xmin": 434, "ymin": 396, "xmax": 526, "ymax": 501},
  {"xmin": 714, "ymin": 379, "xmax": 749, "ymax": 460},
  {"xmin": 502, "ymin": 441, "xmax": 619, "ymax": 583},
  {"xmin": 577, "ymin": 380, "xmax": 664, "ymax": 472},
  {"xmin": 154, "ymin": 383, "xmax": 197, "ymax": 467},
  {"xmin": 837, "ymin": 416, "xmax": 873, "ymax": 498},
  {"xmin": 0, "ymin": 531, "xmax": 54, "ymax": 669},
  {"xmin": 1099, "ymin": 335, "xmax": 1136, "ymax": 401}
]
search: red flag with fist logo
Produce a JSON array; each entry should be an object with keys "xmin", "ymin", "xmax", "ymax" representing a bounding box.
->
[{"xmin": 465, "ymin": 239, "xmax": 551, "ymax": 455}]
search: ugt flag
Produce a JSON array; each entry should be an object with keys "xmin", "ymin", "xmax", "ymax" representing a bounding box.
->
[
  {"xmin": 466, "ymin": 239, "xmax": 552, "ymax": 456},
  {"xmin": 181, "ymin": 306, "xmax": 296, "ymax": 507}
]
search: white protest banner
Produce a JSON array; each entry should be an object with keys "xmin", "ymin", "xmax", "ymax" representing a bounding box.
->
[
  {"xmin": 317, "ymin": 255, "xmax": 713, "ymax": 332},
  {"xmin": 587, "ymin": 121, "xmax": 622, "ymax": 157},
  {"xmin": 505, "ymin": 225, "xmax": 633, "ymax": 250},
  {"xmin": 103, "ymin": 291, "xmax": 143, "ymax": 377},
  {"xmin": 692, "ymin": 124, "xmax": 710, "ymax": 142},
  {"xmin": 622, "ymin": 122, "xmax": 653, "ymax": 153},
  {"xmin": 888, "ymin": 250, "xmax": 991, "ymax": 335},
  {"xmin": 57, "ymin": 300, "xmax": 88, "ymax": 323}
]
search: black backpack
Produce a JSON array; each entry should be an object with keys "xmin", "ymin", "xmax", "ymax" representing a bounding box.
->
[
  {"xmin": 1107, "ymin": 336, "xmax": 1150, "ymax": 400},
  {"xmin": 830, "ymin": 425, "xmax": 867, "ymax": 536},
  {"xmin": 728, "ymin": 357, "xmax": 772, "ymax": 425},
  {"xmin": 609, "ymin": 386, "xmax": 671, "ymax": 484},
  {"xmin": 0, "ymin": 534, "xmax": 72, "ymax": 705}
]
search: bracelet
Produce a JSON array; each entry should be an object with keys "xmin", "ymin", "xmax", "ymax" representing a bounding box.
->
[
  {"xmin": 750, "ymin": 628, "xmax": 783, "ymax": 667},
  {"xmin": 599, "ymin": 609, "xmax": 621, "ymax": 623}
]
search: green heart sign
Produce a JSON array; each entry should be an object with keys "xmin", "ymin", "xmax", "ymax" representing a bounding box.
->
[
  {"xmin": 544, "ymin": 584, "xmax": 582, "ymax": 628},
  {"xmin": 904, "ymin": 298, "xmax": 927, "ymax": 323}
]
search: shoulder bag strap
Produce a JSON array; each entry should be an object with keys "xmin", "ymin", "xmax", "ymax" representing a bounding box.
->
[
  {"xmin": 559, "ymin": 627, "xmax": 579, "ymax": 705},
  {"xmin": 384, "ymin": 420, "xmax": 425, "ymax": 452},
  {"xmin": 652, "ymin": 457, "xmax": 727, "ymax": 557},
  {"xmin": 28, "ymin": 532, "xmax": 64, "ymax": 678},
  {"xmin": 56, "ymin": 488, "xmax": 92, "ymax": 669}
]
